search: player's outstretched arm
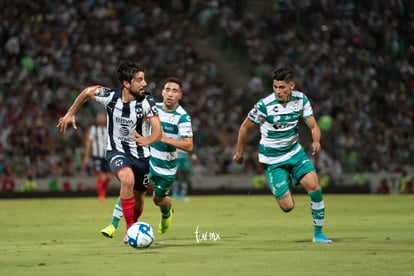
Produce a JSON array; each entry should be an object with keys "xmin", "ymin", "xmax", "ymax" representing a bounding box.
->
[
  {"xmin": 57, "ymin": 86, "xmax": 99, "ymax": 133},
  {"xmin": 161, "ymin": 135, "xmax": 193, "ymax": 153},
  {"xmin": 304, "ymin": 116, "xmax": 321, "ymax": 155},
  {"xmin": 233, "ymin": 117, "xmax": 255, "ymax": 164}
]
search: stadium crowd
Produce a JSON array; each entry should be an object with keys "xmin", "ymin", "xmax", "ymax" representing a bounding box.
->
[
  {"xmin": 200, "ymin": 0, "xmax": 414, "ymax": 175},
  {"xmin": 0, "ymin": 0, "xmax": 413, "ymax": 184}
]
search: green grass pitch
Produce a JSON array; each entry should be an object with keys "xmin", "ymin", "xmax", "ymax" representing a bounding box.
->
[{"xmin": 0, "ymin": 194, "xmax": 413, "ymax": 275}]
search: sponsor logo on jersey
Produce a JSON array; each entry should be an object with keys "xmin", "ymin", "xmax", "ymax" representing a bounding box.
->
[
  {"xmin": 116, "ymin": 117, "xmax": 134, "ymax": 125},
  {"xmin": 273, "ymin": 122, "xmax": 296, "ymax": 130},
  {"xmin": 164, "ymin": 125, "xmax": 175, "ymax": 132},
  {"xmin": 119, "ymin": 126, "xmax": 129, "ymax": 136}
]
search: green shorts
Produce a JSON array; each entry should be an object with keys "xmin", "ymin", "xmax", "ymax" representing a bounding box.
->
[
  {"xmin": 263, "ymin": 148, "xmax": 315, "ymax": 199},
  {"xmin": 150, "ymin": 172, "xmax": 176, "ymax": 198}
]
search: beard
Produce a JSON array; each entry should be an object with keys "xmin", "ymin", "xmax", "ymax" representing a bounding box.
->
[{"xmin": 130, "ymin": 88, "xmax": 146, "ymax": 100}]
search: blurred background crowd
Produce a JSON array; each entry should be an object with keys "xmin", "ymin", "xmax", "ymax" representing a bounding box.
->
[{"xmin": 0, "ymin": 0, "xmax": 413, "ymax": 184}]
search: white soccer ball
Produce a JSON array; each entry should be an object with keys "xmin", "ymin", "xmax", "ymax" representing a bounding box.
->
[{"xmin": 126, "ymin": 222, "xmax": 155, "ymax": 249}]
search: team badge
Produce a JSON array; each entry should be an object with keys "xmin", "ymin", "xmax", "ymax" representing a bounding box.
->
[{"xmin": 293, "ymin": 100, "xmax": 299, "ymax": 111}]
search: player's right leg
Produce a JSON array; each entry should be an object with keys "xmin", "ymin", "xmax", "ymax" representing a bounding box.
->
[
  {"xmin": 155, "ymin": 196, "xmax": 173, "ymax": 234},
  {"xmin": 265, "ymin": 166, "xmax": 294, "ymax": 212},
  {"xmin": 151, "ymin": 173, "xmax": 175, "ymax": 234}
]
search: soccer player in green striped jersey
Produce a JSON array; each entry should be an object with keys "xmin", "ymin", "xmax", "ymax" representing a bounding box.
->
[
  {"xmin": 150, "ymin": 77, "xmax": 193, "ymax": 234},
  {"xmin": 233, "ymin": 68, "xmax": 332, "ymax": 243},
  {"xmin": 100, "ymin": 77, "xmax": 193, "ymax": 239}
]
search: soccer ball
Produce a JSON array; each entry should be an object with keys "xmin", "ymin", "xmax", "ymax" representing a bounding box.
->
[{"xmin": 126, "ymin": 222, "xmax": 155, "ymax": 249}]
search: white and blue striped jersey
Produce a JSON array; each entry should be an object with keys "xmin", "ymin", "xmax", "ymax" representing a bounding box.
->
[
  {"xmin": 88, "ymin": 125, "xmax": 107, "ymax": 158},
  {"xmin": 247, "ymin": 90, "xmax": 314, "ymax": 165},
  {"xmin": 94, "ymin": 86, "xmax": 159, "ymax": 159},
  {"xmin": 150, "ymin": 103, "xmax": 193, "ymax": 176}
]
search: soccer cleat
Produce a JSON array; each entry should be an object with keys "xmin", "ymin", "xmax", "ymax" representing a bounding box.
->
[
  {"xmin": 100, "ymin": 224, "xmax": 116, "ymax": 238},
  {"xmin": 175, "ymin": 195, "xmax": 189, "ymax": 202},
  {"xmin": 123, "ymin": 234, "xmax": 128, "ymax": 244},
  {"xmin": 312, "ymin": 232, "xmax": 332, "ymax": 243},
  {"xmin": 158, "ymin": 209, "xmax": 173, "ymax": 234}
]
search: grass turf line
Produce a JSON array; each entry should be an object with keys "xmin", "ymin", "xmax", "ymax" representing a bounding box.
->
[{"xmin": 0, "ymin": 194, "xmax": 413, "ymax": 276}]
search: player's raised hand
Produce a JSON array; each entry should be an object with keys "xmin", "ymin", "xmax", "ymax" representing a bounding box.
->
[{"xmin": 57, "ymin": 114, "xmax": 77, "ymax": 133}]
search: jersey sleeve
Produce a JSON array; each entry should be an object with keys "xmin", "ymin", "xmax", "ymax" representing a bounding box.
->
[
  {"xmin": 247, "ymin": 100, "xmax": 266, "ymax": 124},
  {"xmin": 94, "ymin": 87, "xmax": 115, "ymax": 106},
  {"xmin": 178, "ymin": 114, "xmax": 193, "ymax": 138},
  {"xmin": 301, "ymin": 94, "xmax": 314, "ymax": 119},
  {"xmin": 144, "ymin": 93, "xmax": 159, "ymax": 118}
]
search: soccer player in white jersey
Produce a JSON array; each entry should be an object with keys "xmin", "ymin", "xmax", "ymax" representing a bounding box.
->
[
  {"xmin": 100, "ymin": 77, "xmax": 193, "ymax": 239},
  {"xmin": 82, "ymin": 112, "xmax": 114, "ymax": 202},
  {"xmin": 57, "ymin": 62, "xmax": 162, "ymax": 234},
  {"xmin": 233, "ymin": 67, "xmax": 332, "ymax": 243}
]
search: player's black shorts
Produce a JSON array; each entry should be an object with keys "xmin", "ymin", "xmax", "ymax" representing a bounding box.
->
[{"xmin": 106, "ymin": 150, "xmax": 150, "ymax": 191}]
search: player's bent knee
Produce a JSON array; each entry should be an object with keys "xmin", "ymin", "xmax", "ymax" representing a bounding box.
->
[
  {"xmin": 281, "ymin": 206, "xmax": 294, "ymax": 213},
  {"xmin": 277, "ymin": 200, "xmax": 295, "ymax": 212},
  {"xmin": 276, "ymin": 191, "xmax": 294, "ymax": 212}
]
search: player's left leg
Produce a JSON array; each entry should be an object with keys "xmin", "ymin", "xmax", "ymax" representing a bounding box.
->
[
  {"xmin": 133, "ymin": 189, "xmax": 145, "ymax": 222},
  {"xmin": 95, "ymin": 158, "xmax": 110, "ymax": 202},
  {"xmin": 96, "ymin": 174, "xmax": 106, "ymax": 202},
  {"xmin": 101, "ymin": 161, "xmax": 114, "ymax": 200},
  {"xmin": 292, "ymin": 149, "xmax": 332, "ymax": 243},
  {"xmin": 264, "ymin": 165, "xmax": 294, "ymax": 212},
  {"xmin": 177, "ymin": 171, "xmax": 190, "ymax": 201}
]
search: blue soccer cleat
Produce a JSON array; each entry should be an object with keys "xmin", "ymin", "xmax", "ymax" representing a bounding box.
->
[{"xmin": 313, "ymin": 232, "xmax": 332, "ymax": 243}]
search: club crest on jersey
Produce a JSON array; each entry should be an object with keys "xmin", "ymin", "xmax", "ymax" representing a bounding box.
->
[
  {"xmin": 135, "ymin": 106, "xmax": 144, "ymax": 118},
  {"xmin": 292, "ymin": 100, "xmax": 299, "ymax": 111},
  {"xmin": 168, "ymin": 114, "xmax": 176, "ymax": 123}
]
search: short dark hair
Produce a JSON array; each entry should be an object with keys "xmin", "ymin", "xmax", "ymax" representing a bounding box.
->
[
  {"xmin": 165, "ymin": 77, "xmax": 182, "ymax": 89},
  {"xmin": 117, "ymin": 62, "xmax": 145, "ymax": 84},
  {"xmin": 272, "ymin": 68, "xmax": 294, "ymax": 82}
]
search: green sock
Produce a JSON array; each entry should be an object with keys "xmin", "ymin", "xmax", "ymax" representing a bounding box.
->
[
  {"xmin": 180, "ymin": 180, "xmax": 188, "ymax": 196},
  {"xmin": 309, "ymin": 189, "xmax": 325, "ymax": 234},
  {"xmin": 161, "ymin": 206, "xmax": 172, "ymax": 218},
  {"xmin": 111, "ymin": 197, "xmax": 123, "ymax": 229}
]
